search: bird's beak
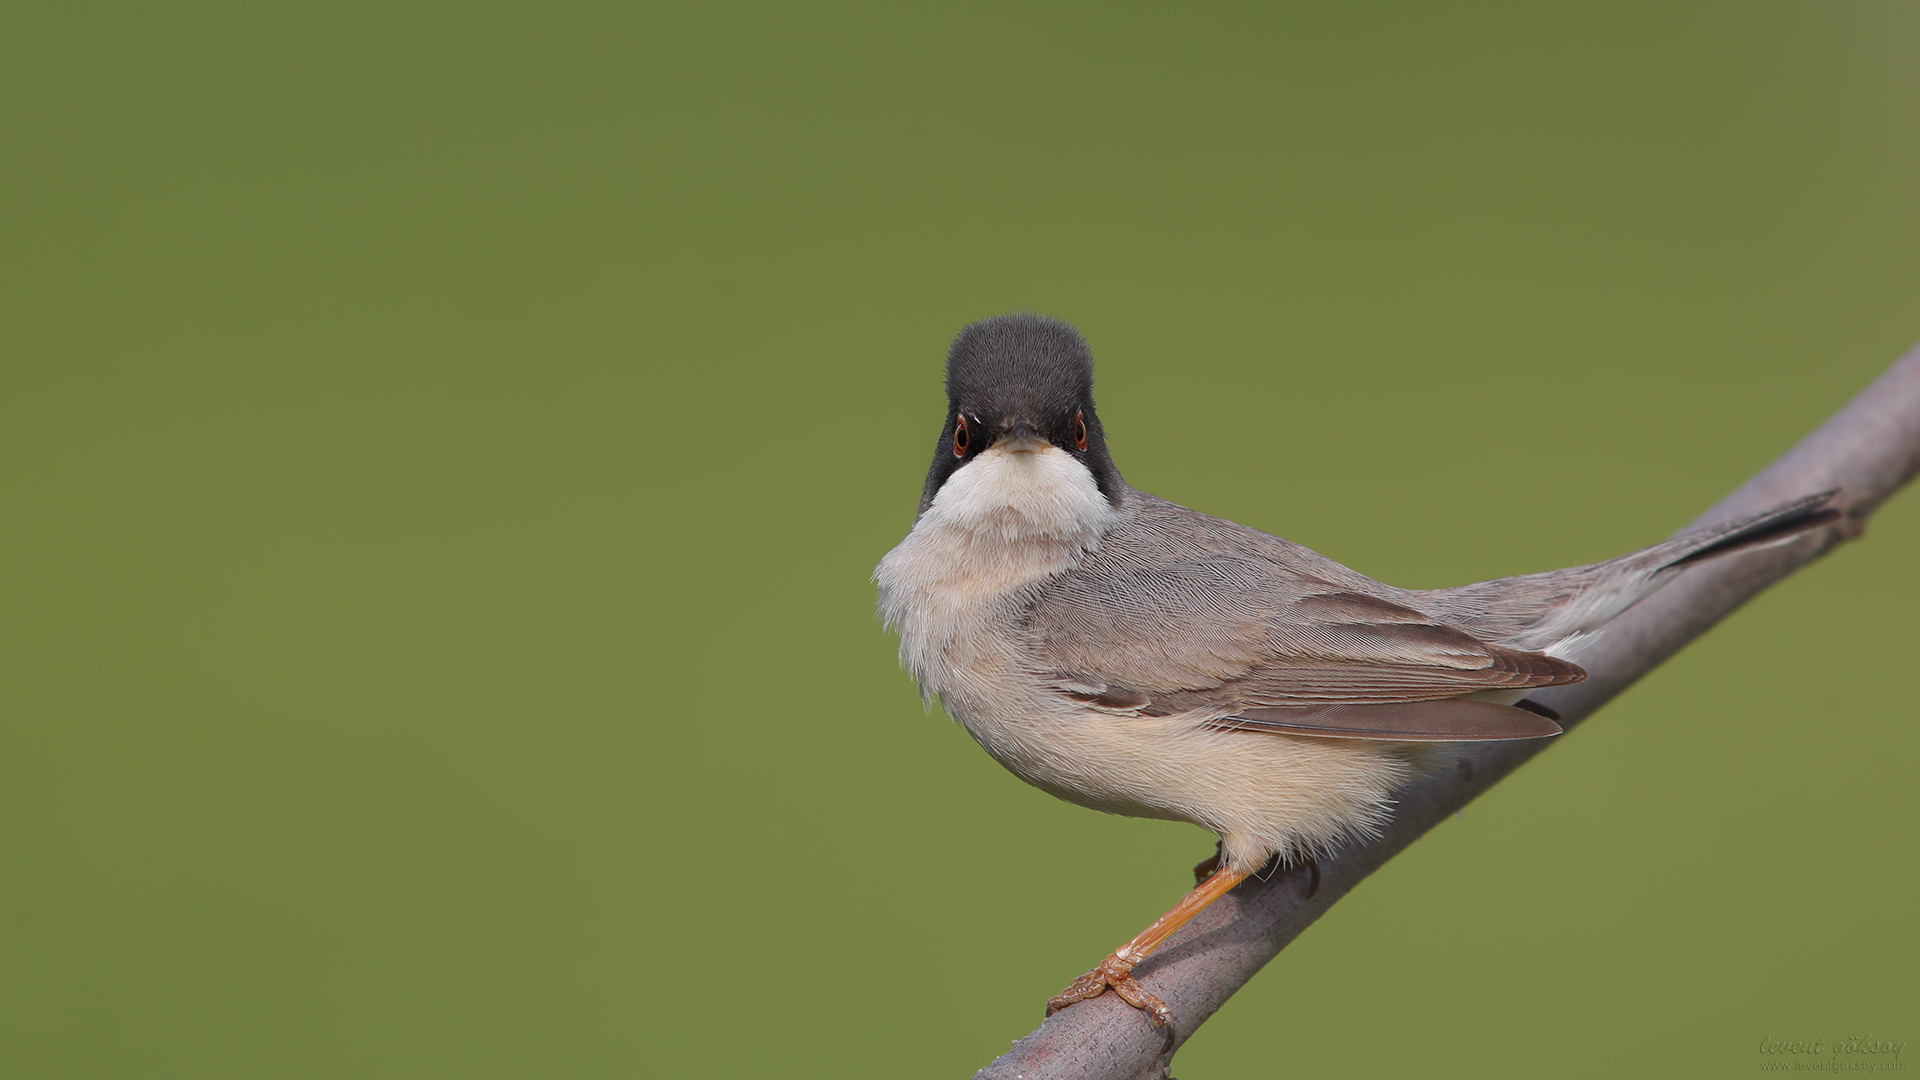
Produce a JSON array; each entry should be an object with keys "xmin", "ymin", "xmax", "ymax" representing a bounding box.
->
[{"xmin": 992, "ymin": 422, "xmax": 1051, "ymax": 455}]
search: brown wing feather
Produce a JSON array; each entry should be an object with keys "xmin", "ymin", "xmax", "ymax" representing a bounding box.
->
[{"xmin": 1206, "ymin": 700, "xmax": 1563, "ymax": 742}]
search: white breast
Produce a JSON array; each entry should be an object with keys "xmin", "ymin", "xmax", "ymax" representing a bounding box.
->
[{"xmin": 874, "ymin": 444, "xmax": 1115, "ymax": 702}]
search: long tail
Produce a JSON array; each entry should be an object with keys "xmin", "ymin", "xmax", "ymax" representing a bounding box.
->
[
  {"xmin": 1420, "ymin": 491, "xmax": 1839, "ymax": 652},
  {"xmin": 1653, "ymin": 491, "xmax": 1840, "ymax": 570}
]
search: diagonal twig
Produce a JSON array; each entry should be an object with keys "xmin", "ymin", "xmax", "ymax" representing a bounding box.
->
[{"xmin": 977, "ymin": 342, "xmax": 1920, "ymax": 1080}]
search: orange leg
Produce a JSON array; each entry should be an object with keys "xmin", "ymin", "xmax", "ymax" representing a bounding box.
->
[{"xmin": 1045, "ymin": 864, "xmax": 1251, "ymax": 1027}]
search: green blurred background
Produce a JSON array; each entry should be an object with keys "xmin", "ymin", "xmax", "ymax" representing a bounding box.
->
[{"xmin": 3, "ymin": 3, "xmax": 1915, "ymax": 1076}]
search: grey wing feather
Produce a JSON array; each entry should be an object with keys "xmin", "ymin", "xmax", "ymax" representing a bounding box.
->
[{"xmin": 1026, "ymin": 496, "xmax": 1586, "ymax": 727}]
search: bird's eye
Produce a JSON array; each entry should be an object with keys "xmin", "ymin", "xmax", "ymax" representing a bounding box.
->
[
  {"xmin": 953, "ymin": 414, "xmax": 970, "ymax": 457},
  {"xmin": 1073, "ymin": 411, "xmax": 1088, "ymax": 452}
]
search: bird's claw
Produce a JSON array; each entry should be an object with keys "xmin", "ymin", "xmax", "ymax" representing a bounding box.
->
[
  {"xmin": 1046, "ymin": 954, "xmax": 1172, "ymax": 1027},
  {"xmin": 1191, "ymin": 840, "xmax": 1224, "ymax": 885}
]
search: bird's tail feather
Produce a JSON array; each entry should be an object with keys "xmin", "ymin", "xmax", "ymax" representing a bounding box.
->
[
  {"xmin": 1419, "ymin": 490, "xmax": 1839, "ymax": 651},
  {"xmin": 1653, "ymin": 490, "xmax": 1840, "ymax": 570}
]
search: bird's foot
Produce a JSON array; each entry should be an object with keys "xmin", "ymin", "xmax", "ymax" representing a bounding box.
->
[{"xmin": 1046, "ymin": 953, "xmax": 1171, "ymax": 1027}]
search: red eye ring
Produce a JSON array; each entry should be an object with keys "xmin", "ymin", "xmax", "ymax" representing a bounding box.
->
[
  {"xmin": 953, "ymin": 414, "xmax": 970, "ymax": 457},
  {"xmin": 1073, "ymin": 410, "xmax": 1088, "ymax": 451}
]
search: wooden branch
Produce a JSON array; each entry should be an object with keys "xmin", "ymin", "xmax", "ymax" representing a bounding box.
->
[{"xmin": 977, "ymin": 342, "xmax": 1920, "ymax": 1080}]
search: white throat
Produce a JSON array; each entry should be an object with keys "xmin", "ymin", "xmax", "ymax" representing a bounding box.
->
[
  {"xmin": 922, "ymin": 444, "xmax": 1112, "ymax": 544},
  {"xmin": 875, "ymin": 444, "xmax": 1116, "ymax": 697}
]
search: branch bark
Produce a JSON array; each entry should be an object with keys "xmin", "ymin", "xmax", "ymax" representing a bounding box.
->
[{"xmin": 977, "ymin": 343, "xmax": 1920, "ymax": 1080}]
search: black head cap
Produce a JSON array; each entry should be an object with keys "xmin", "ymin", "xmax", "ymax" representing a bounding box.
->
[{"xmin": 916, "ymin": 313, "xmax": 1125, "ymax": 515}]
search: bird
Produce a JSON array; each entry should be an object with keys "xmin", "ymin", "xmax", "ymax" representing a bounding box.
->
[{"xmin": 873, "ymin": 312, "xmax": 1837, "ymax": 1028}]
